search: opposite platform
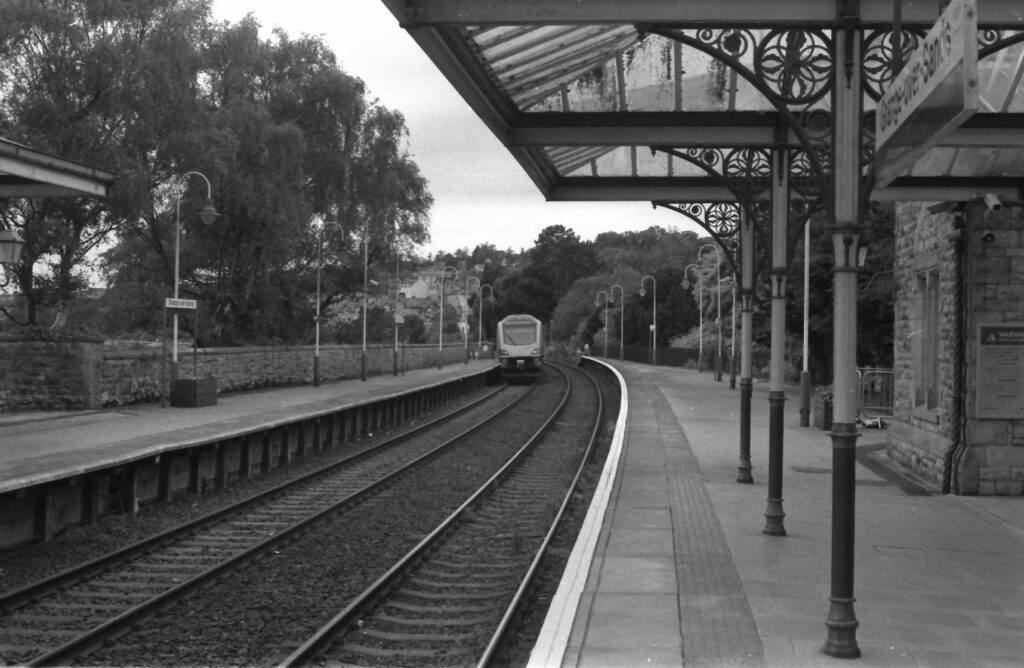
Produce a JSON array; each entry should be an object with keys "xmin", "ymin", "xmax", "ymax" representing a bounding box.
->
[
  {"xmin": 0, "ymin": 360, "xmax": 496, "ymax": 495},
  {"xmin": 532, "ymin": 360, "xmax": 1024, "ymax": 668}
]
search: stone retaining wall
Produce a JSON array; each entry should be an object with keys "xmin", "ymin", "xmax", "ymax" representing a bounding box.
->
[{"xmin": 1, "ymin": 337, "xmax": 475, "ymax": 412}]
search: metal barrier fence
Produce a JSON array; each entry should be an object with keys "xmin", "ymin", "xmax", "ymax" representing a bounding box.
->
[{"xmin": 857, "ymin": 368, "xmax": 894, "ymax": 425}]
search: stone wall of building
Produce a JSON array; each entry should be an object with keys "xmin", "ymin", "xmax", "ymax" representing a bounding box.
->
[
  {"xmin": 961, "ymin": 203, "xmax": 1024, "ymax": 495},
  {"xmin": 889, "ymin": 201, "xmax": 1024, "ymax": 495},
  {"xmin": 1, "ymin": 339, "xmax": 473, "ymax": 412},
  {"xmin": 888, "ymin": 201, "xmax": 959, "ymax": 488}
]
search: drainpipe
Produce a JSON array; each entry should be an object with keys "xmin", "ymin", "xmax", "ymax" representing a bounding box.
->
[{"xmin": 943, "ymin": 213, "xmax": 966, "ymax": 494}]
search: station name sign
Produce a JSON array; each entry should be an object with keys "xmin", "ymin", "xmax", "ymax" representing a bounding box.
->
[
  {"xmin": 875, "ymin": 0, "xmax": 978, "ymax": 187},
  {"xmin": 165, "ymin": 297, "xmax": 197, "ymax": 312}
]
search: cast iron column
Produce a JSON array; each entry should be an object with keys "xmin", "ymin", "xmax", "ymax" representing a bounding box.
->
[
  {"xmin": 823, "ymin": 24, "xmax": 862, "ymax": 659},
  {"xmin": 764, "ymin": 147, "xmax": 788, "ymax": 536},
  {"xmin": 737, "ymin": 206, "xmax": 754, "ymax": 483}
]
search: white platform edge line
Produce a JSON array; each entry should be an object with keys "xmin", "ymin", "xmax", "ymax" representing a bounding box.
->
[{"xmin": 526, "ymin": 358, "xmax": 629, "ymax": 668}]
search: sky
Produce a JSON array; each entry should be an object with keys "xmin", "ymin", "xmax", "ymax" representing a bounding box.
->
[{"xmin": 210, "ymin": 0, "xmax": 700, "ymax": 256}]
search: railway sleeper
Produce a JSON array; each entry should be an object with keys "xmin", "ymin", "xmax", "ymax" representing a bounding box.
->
[
  {"xmin": 408, "ymin": 574, "xmax": 514, "ymax": 588},
  {"xmin": 394, "ymin": 587, "xmax": 506, "ymax": 601},
  {"xmin": 382, "ymin": 600, "xmax": 494, "ymax": 614},
  {"xmin": 356, "ymin": 627, "xmax": 482, "ymax": 642},
  {"xmin": 375, "ymin": 611, "xmax": 496, "ymax": 626},
  {"xmin": 337, "ymin": 642, "xmax": 477, "ymax": 659}
]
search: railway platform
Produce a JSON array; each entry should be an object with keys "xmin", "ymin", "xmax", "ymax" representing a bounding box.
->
[
  {"xmin": 0, "ymin": 360, "xmax": 496, "ymax": 495},
  {"xmin": 2, "ymin": 358, "xmax": 1023, "ymax": 666},
  {"xmin": 531, "ymin": 359, "xmax": 1024, "ymax": 667}
]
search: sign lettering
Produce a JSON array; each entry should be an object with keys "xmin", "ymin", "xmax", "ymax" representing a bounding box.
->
[{"xmin": 875, "ymin": 0, "xmax": 977, "ymax": 187}]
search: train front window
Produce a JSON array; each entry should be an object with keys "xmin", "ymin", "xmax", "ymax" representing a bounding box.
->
[{"xmin": 502, "ymin": 324, "xmax": 536, "ymax": 346}]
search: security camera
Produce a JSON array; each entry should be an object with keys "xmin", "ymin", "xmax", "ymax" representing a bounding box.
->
[
  {"xmin": 984, "ymin": 193, "xmax": 1003, "ymax": 211},
  {"xmin": 982, "ymin": 230, "xmax": 996, "ymax": 244}
]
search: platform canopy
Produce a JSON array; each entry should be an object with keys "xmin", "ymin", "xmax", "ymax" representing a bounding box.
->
[
  {"xmin": 0, "ymin": 137, "xmax": 115, "ymax": 199},
  {"xmin": 380, "ymin": 0, "xmax": 1024, "ymax": 207}
]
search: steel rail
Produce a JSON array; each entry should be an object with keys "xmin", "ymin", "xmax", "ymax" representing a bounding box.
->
[
  {"xmin": 278, "ymin": 364, "xmax": 586, "ymax": 666},
  {"xmin": 475, "ymin": 362, "xmax": 605, "ymax": 666},
  {"xmin": 5, "ymin": 383, "xmax": 530, "ymax": 667}
]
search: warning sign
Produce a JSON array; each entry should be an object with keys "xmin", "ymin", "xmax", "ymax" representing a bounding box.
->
[{"xmin": 977, "ymin": 324, "xmax": 1024, "ymax": 419}]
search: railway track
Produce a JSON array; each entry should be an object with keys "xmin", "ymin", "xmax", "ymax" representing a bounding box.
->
[
  {"xmin": 280, "ymin": 362, "xmax": 604, "ymax": 667},
  {"xmin": 0, "ymin": 382, "xmax": 530, "ymax": 667}
]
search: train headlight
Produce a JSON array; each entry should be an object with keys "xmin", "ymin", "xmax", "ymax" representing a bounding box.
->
[
  {"xmin": 532, "ymin": 348, "xmax": 539, "ymax": 355},
  {"xmin": 499, "ymin": 349, "xmax": 509, "ymax": 356}
]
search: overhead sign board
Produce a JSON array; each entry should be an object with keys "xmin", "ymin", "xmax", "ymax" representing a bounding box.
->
[{"xmin": 875, "ymin": 0, "xmax": 978, "ymax": 187}]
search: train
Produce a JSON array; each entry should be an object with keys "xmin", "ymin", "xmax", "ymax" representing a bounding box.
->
[{"xmin": 496, "ymin": 314, "xmax": 544, "ymax": 382}]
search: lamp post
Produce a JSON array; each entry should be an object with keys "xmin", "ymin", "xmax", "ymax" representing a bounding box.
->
[
  {"xmin": 478, "ymin": 283, "xmax": 492, "ymax": 355},
  {"xmin": 462, "ymin": 277, "xmax": 474, "ymax": 364},
  {"xmin": 730, "ymin": 271, "xmax": 738, "ymax": 389},
  {"xmin": 172, "ymin": 172, "xmax": 218, "ymax": 384},
  {"xmin": 699, "ymin": 243, "xmax": 723, "ymax": 381},
  {"xmin": 466, "ymin": 277, "xmax": 491, "ymax": 359},
  {"xmin": 314, "ymin": 228, "xmax": 322, "ymax": 387},
  {"xmin": 595, "ymin": 290, "xmax": 610, "ymax": 358},
  {"xmin": 640, "ymin": 275, "xmax": 657, "ymax": 365},
  {"xmin": 685, "ymin": 263, "xmax": 703, "ymax": 367},
  {"xmin": 0, "ymin": 227, "xmax": 24, "ymax": 288},
  {"xmin": 800, "ymin": 217, "xmax": 812, "ymax": 426},
  {"xmin": 361, "ymin": 229, "xmax": 370, "ymax": 382},
  {"xmin": 393, "ymin": 235, "xmax": 402, "ymax": 377},
  {"xmin": 610, "ymin": 284, "xmax": 624, "ymax": 361},
  {"xmin": 438, "ymin": 265, "xmax": 458, "ymax": 368}
]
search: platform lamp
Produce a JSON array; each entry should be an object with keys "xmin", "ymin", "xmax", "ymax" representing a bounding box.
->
[
  {"xmin": 172, "ymin": 172, "xmax": 218, "ymax": 384},
  {"xmin": 360, "ymin": 227, "xmax": 370, "ymax": 381},
  {"xmin": 438, "ymin": 266, "xmax": 458, "ymax": 368},
  {"xmin": 595, "ymin": 290, "xmax": 610, "ymax": 357},
  {"xmin": 462, "ymin": 277, "xmax": 475, "ymax": 364},
  {"xmin": 640, "ymin": 275, "xmax": 657, "ymax": 365},
  {"xmin": 0, "ymin": 227, "xmax": 24, "ymax": 288},
  {"xmin": 314, "ymin": 227, "xmax": 323, "ymax": 387},
  {"xmin": 393, "ymin": 228, "xmax": 402, "ymax": 377},
  {"xmin": 478, "ymin": 283, "xmax": 493, "ymax": 355},
  {"xmin": 466, "ymin": 277, "xmax": 490, "ymax": 359},
  {"xmin": 610, "ymin": 284, "xmax": 624, "ymax": 361},
  {"xmin": 699, "ymin": 243, "xmax": 723, "ymax": 381},
  {"xmin": 684, "ymin": 263, "xmax": 703, "ymax": 368}
]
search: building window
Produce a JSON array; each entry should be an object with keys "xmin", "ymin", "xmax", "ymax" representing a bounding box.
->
[{"xmin": 913, "ymin": 268, "xmax": 940, "ymax": 410}]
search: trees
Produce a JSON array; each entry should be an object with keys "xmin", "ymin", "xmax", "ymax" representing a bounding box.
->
[
  {"xmin": 0, "ymin": 0, "xmax": 211, "ymax": 326},
  {"xmin": 1, "ymin": 7, "xmax": 433, "ymax": 343}
]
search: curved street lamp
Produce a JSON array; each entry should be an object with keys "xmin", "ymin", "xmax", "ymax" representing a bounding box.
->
[
  {"xmin": 595, "ymin": 290, "xmax": 610, "ymax": 358},
  {"xmin": 467, "ymin": 277, "xmax": 493, "ymax": 357},
  {"xmin": 361, "ymin": 228, "xmax": 371, "ymax": 382},
  {"xmin": 171, "ymin": 172, "xmax": 218, "ymax": 384},
  {"xmin": 699, "ymin": 243, "xmax": 723, "ymax": 381},
  {"xmin": 463, "ymin": 277, "xmax": 479, "ymax": 364},
  {"xmin": 640, "ymin": 275, "xmax": 657, "ymax": 365},
  {"xmin": 393, "ymin": 234, "xmax": 402, "ymax": 377},
  {"xmin": 684, "ymin": 263, "xmax": 703, "ymax": 367},
  {"xmin": 438, "ymin": 265, "xmax": 458, "ymax": 368},
  {"xmin": 610, "ymin": 284, "xmax": 624, "ymax": 361}
]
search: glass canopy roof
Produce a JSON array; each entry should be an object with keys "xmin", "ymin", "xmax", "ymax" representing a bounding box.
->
[{"xmin": 383, "ymin": 0, "xmax": 1024, "ymax": 203}]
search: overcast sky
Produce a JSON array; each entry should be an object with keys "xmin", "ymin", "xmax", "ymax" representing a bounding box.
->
[{"xmin": 211, "ymin": 1, "xmax": 700, "ymax": 255}]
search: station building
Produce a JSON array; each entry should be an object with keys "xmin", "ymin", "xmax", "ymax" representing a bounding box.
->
[{"xmin": 891, "ymin": 200, "xmax": 1024, "ymax": 495}]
